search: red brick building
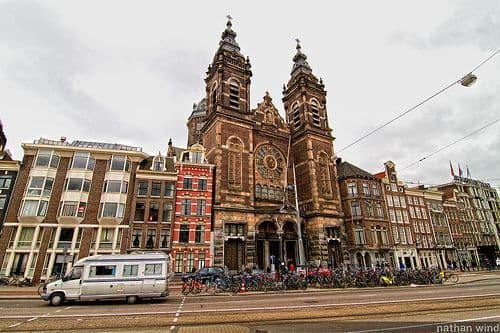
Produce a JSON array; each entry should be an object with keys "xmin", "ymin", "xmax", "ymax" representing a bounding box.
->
[
  {"xmin": 171, "ymin": 144, "xmax": 214, "ymax": 274},
  {"xmin": 128, "ymin": 151, "xmax": 177, "ymax": 253},
  {"xmin": 192, "ymin": 19, "xmax": 344, "ymax": 271},
  {"xmin": 0, "ymin": 138, "xmax": 147, "ymax": 282},
  {"xmin": 337, "ymin": 160, "xmax": 392, "ymax": 268}
]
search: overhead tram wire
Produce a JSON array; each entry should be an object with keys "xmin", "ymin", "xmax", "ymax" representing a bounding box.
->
[
  {"xmin": 398, "ymin": 118, "xmax": 500, "ymax": 172},
  {"xmin": 336, "ymin": 49, "xmax": 500, "ymax": 154}
]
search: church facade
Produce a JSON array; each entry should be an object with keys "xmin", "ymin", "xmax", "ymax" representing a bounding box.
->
[{"xmin": 187, "ymin": 20, "xmax": 345, "ymax": 271}]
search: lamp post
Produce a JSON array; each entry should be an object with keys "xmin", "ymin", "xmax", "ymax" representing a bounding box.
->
[{"xmin": 292, "ymin": 163, "xmax": 307, "ymax": 267}]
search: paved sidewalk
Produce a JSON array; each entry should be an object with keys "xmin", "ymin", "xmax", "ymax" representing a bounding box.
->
[{"xmin": 0, "ymin": 270, "xmax": 498, "ymax": 300}]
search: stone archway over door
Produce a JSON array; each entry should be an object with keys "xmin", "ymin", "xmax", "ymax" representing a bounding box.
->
[{"xmin": 256, "ymin": 221, "xmax": 279, "ymax": 271}]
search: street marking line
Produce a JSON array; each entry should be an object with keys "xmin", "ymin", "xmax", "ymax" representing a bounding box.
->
[
  {"xmin": 0, "ymin": 293, "xmax": 498, "ymax": 320},
  {"xmin": 8, "ymin": 322, "xmax": 22, "ymax": 328},
  {"xmin": 55, "ymin": 310, "xmax": 62, "ymax": 313},
  {"xmin": 173, "ymin": 317, "xmax": 178, "ymax": 323},
  {"xmin": 27, "ymin": 317, "xmax": 37, "ymax": 322},
  {"xmin": 64, "ymin": 306, "xmax": 72, "ymax": 310},
  {"xmin": 170, "ymin": 296, "xmax": 186, "ymax": 332},
  {"xmin": 170, "ymin": 326, "xmax": 175, "ymax": 330}
]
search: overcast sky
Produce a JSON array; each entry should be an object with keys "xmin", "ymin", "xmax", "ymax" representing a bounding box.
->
[{"xmin": 1, "ymin": 0, "xmax": 499, "ymax": 189}]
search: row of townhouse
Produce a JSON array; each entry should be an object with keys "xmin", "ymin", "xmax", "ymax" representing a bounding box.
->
[
  {"xmin": 338, "ymin": 159, "xmax": 499, "ymax": 270},
  {"xmin": 0, "ymin": 137, "xmax": 214, "ymax": 283}
]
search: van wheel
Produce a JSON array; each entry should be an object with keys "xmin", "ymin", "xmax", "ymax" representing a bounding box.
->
[
  {"xmin": 126, "ymin": 296, "xmax": 138, "ymax": 304},
  {"xmin": 49, "ymin": 293, "xmax": 64, "ymax": 306}
]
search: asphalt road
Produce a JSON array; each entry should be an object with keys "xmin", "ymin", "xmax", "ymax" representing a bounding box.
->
[{"xmin": 0, "ymin": 278, "xmax": 499, "ymax": 332}]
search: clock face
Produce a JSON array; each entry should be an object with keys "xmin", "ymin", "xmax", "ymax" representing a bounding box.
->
[{"xmin": 255, "ymin": 145, "xmax": 284, "ymax": 180}]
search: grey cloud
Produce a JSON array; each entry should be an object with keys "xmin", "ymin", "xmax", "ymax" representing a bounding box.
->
[{"xmin": 0, "ymin": 1, "xmax": 149, "ymax": 142}]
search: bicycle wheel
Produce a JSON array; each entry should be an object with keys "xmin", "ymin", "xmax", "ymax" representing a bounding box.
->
[
  {"xmin": 449, "ymin": 274, "xmax": 459, "ymax": 283},
  {"xmin": 181, "ymin": 283, "xmax": 191, "ymax": 295}
]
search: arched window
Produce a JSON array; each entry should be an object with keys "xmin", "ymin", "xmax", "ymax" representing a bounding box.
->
[
  {"xmin": 292, "ymin": 103, "xmax": 300, "ymax": 129},
  {"xmin": 211, "ymin": 85, "xmax": 217, "ymax": 110},
  {"xmin": 229, "ymin": 80, "xmax": 240, "ymax": 109},
  {"xmin": 311, "ymin": 100, "xmax": 320, "ymax": 126},
  {"xmin": 228, "ymin": 137, "xmax": 243, "ymax": 189},
  {"xmin": 255, "ymin": 184, "xmax": 262, "ymax": 198},
  {"xmin": 262, "ymin": 185, "xmax": 268, "ymax": 200},
  {"xmin": 152, "ymin": 155, "xmax": 165, "ymax": 171},
  {"xmin": 275, "ymin": 186, "xmax": 283, "ymax": 202},
  {"xmin": 268, "ymin": 186, "xmax": 275, "ymax": 201}
]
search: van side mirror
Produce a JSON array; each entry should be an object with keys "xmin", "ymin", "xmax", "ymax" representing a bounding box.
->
[{"xmin": 62, "ymin": 276, "xmax": 69, "ymax": 282}]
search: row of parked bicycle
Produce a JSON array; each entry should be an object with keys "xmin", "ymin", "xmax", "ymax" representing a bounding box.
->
[
  {"xmin": 0, "ymin": 275, "xmax": 34, "ymax": 287},
  {"xmin": 180, "ymin": 267, "xmax": 458, "ymax": 295}
]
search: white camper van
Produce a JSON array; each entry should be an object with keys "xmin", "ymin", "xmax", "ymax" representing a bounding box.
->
[{"xmin": 40, "ymin": 252, "xmax": 172, "ymax": 306}]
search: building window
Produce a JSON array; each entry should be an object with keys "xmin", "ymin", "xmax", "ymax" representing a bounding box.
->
[
  {"xmin": 399, "ymin": 227, "xmax": 406, "ymax": 244},
  {"xmin": 389, "ymin": 209, "xmax": 396, "ymax": 223},
  {"xmin": 110, "ymin": 155, "xmax": 130, "ymax": 172},
  {"xmin": 137, "ymin": 181, "xmax": 148, "ymax": 196},
  {"xmin": 318, "ymin": 153, "xmax": 332, "ymax": 197},
  {"xmin": 59, "ymin": 201, "xmax": 86, "ymax": 217},
  {"xmin": 146, "ymin": 229, "xmax": 156, "ymax": 249},
  {"xmin": 99, "ymin": 202, "xmax": 125, "ymax": 218},
  {"xmin": 100, "ymin": 228, "xmax": 114, "ymax": 249},
  {"xmin": 186, "ymin": 252, "xmax": 195, "ymax": 272},
  {"xmin": 229, "ymin": 80, "xmax": 240, "ymax": 109},
  {"xmin": 228, "ymin": 137, "xmax": 243, "ymax": 189},
  {"xmin": 376, "ymin": 203, "xmax": 384, "ymax": 218},
  {"xmin": 164, "ymin": 182, "xmax": 175, "ymax": 197},
  {"xmin": 195, "ymin": 225, "xmax": 205, "ymax": 243},
  {"xmin": 134, "ymin": 202, "xmax": 145, "ymax": 221},
  {"xmin": 162, "ymin": 204, "xmax": 172, "ymax": 222},
  {"xmin": 196, "ymin": 199, "xmax": 206, "ymax": 216},
  {"xmin": 354, "ymin": 228, "xmax": 365, "ymax": 245},
  {"xmin": 198, "ymin": 253, "xmax": 206, "ymax": 269},
  {"xmin": 0, "ymin": 195, "xmax": 6, "ymax": 210},
  {"xmin": 310, "ymin": 100, "xmax": 320, "ymax": 126},
  {"xmin": 363, "ymin": 183, "xmax": 370, "ymax": 196},
  {"xmin": 382, "ymin": 228, "xmax": 388, "ymax": 245},
  {"xmin": 35, "ymin": 150, "xmax": 59, "ymax": 168},
  {"xmin": 65, "ymin": 178, "xmax": 91, "ymax": 192},
  {"xmin": 131, "ymin": 228, "xmax": 142, "ymax": 248},
  {"xmin": 27, "ymin": 177, "xmax": 54, "ymax": 197},
  {"xmin": 292, "ymin": 103, "xmax": 300, "ymax": 129},
  {"xmin": 366, "ymin": 202, "xmax": 374, "ymax": 217},
  {"xmin": 175, "ymin": 252, "xmax": 183, "ymax": 273},
  {"xmin": 72, "ymin": 152, "xmax": 95, "ymax": 170},
  {"xmin": 198, "ymin": 179, "xmax": 207, "ymax": 191},
  {"xmin": 325, "ymin": 226, "xmax": 340, "ymax": 239},
  {"xmin": 386, "ymin": 195, "xmax": 393, "ymax": 207},
  {"xmin": 160, "ymin": 229, "xmax": 169, "ymax": 248},
  {"xmin": 149, "ymin": 203, "xmax": 159, "ymax": 222},
  {"xmin": 179, "ymin": 225, "xmax": 189, "ymax": 243},
  {"xmin": 210, "ymin": 85, "xmax": 217, "ymax": 110},
  {"xmin": 21, "ymin": 199, "xmax": 48, "ymax": 217},
  {"xmin": 391, "ymin": 183, "xmax": 397, "ymax": 192},
  {"xmin": 372, "ymin": 185, "xmax": 380, "ymax": 197},
  {"xmin": 151, "ymin": 182, "xmax": 161, "ymax": 197},
  {"xmin": 183, "ymin": 178, "xmax": 193, "ymax": 189},
  {"xmin": 181, "ymin": 199, "xmax": 191, "ymax": 215},
  {"xmin": 351, "ymin": 202, "xmax": 361, "ymax": 217},
  {"xmin": 103, "ymin": 180, "xmax": 126, "ymax": 193},
  {"xmin": 153, "ymin": 157, "xmax": 164, "ymax": 171},
  {"xmin": 255, "ymin": 184, "xmax": 262, "ymax": 198},
  {"xmin": 262, "ymin": 185, "xmax": 268, "ymax": 200},
  {"xmin": 18, "ymin": 227, "xmax": 35, "ymax": 249},
  {"xmin": 0, "ymin": 176, "xmax": 12, "ymax": 189},
  {"xmin": 347, "ymin": 183, "xmax": 358, "ymax": 196}
]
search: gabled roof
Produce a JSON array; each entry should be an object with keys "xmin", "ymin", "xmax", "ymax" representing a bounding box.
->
[
  {"xmin": 373, "ymin": 171, "xmax": 386, "ymax": 179},
  {"xmin": 337, "ymin": 161, "xmax": 374, "ymax": 179}
]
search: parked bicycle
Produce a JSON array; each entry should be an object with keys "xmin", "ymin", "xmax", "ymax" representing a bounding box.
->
[{"xmin": 440, "ymin": 270, "xmax": 459, "ymax": 283}]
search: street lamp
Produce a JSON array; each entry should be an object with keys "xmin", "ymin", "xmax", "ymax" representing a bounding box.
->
[
  {"xmin": 291, "ymin": 163, "xmax": 307, "ymax": 267},
  {"xmin": 460, "ymin": 73, "xmax": 477, "ymax": 87}
]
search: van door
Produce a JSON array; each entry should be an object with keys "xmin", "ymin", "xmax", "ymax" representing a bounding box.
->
[{"xmin": 62, "ymin": 266, "xmax": 83, "ymax": 300}]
